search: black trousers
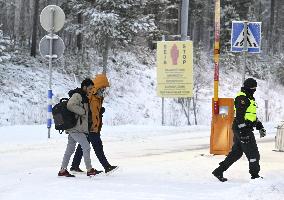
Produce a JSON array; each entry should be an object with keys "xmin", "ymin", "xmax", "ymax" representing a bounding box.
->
[
  {"xmin": 218, "ymin": 129, "xmax": 260, "ymax": 176},
  {"xmin": 71, "ymin": 133, "xmax": 110, "ymax": 169}
]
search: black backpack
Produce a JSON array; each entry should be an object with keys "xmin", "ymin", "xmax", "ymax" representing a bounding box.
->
[{"xmin": 52, "ymin": 98, "xmax": 77, "ymax": 134}]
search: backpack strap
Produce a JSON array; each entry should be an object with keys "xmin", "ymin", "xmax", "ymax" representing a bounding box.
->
[{"xmin": 60, "ymin": 98, "xmax": 69, "ymax": 103}]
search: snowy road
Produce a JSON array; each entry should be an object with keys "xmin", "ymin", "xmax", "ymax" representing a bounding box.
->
[{"xmin": 0, "ymin": 124, "xmax": 283, "ymax": 200}]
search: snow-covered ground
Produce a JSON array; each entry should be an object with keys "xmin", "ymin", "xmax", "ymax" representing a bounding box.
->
[{"xmin": 0, "ymin": 123, "xmax": 283, "ymax": 200}]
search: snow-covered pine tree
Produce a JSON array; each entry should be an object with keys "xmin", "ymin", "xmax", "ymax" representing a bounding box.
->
[
  {"xmin": 62, "ymin": 0, "xmax": 158, "ymax": 74},
  {"xmin": 220, "ymin": 0, "xmax": 240, "ymax": 52},
  {"xmin": 85, "ymin": 0, "xmax": 157, "ymax": 51}
]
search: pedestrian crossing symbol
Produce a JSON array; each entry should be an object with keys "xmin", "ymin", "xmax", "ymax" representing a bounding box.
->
[{"xmin": 231, "ymin": 21, "xmax": 261, "ymax": 53}]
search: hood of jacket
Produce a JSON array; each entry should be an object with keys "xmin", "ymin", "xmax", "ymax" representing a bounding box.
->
[{"xmin": 91, "ymin": 74, "xmax": 109, "ymax": 94}]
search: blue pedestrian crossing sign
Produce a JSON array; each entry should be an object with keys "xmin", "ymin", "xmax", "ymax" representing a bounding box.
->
[{"xmin": 231, "ymin": 21, "xmax": 261, "ymax": 53}]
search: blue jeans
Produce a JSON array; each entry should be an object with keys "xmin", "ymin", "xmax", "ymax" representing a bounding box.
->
[{"xmin": 71, "ymin": 133, "xmax": 110, "ymax": 169}]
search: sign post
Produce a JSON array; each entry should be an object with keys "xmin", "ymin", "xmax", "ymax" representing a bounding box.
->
[
  {"xmin": 161, "ymin": 35, "xmax": 165, "ymax": 126},
  {"xmin": 156, "ymin": 40, "xmax": 193, "ymax": 126},
  {"xmin": 231, "ymin": 21, "xmax": 262, "ymax": 83},
  {"xmin": 243, "ymin": 21, "xmax": 248, "ymax": 84},
  {"xmin": 39, "ymin": 5, "xmax": 65, "ymax": 138}
]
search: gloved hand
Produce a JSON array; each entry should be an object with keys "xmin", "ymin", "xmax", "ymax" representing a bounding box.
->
[
  {"xmin": 255, "ymin": 120, "xmax": 264, "ymax": 130},
  {"xmin": 259, "ymin": 128, "xmax": 266, "ymax": 138},
  {"xmin": 240, "ymin": 135, "xmax": 250, "ymax": 144},
  {"xmin": 100, "ymin": 107, "xmax": 105, "ymax": 115}
]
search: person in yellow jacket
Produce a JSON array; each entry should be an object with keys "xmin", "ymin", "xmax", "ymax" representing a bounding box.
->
[
  {"xmin": 70, "ymin": 74, "xmax": 118, "ymax": 174},
  {"xmin": 212, "ymin": 78, "xmax": 266, "ymax": 182}
]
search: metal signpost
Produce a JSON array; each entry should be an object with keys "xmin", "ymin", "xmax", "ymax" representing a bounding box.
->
[
  {"xmin": 157, "ymin": 0, "xmax": 191, "ymax": 126},
  {"xmin": 161, "ymin": 35, "xmax": 165, "ymax": 126},
  {"xmin": 39, "ymin": 5, "xmax": 65, "ymax": 138}
]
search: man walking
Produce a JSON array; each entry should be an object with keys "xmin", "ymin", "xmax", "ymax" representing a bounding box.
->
[
  {"xmin": 212, "ymin": 78, "xmax": 266, "ymax": 182},
  {"xmin": 58, "ymin": 78, "xmax": 100, "ymax": 177}
]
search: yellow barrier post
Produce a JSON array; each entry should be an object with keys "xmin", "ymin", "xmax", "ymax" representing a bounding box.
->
[{"xmin": 210, "ymin": 0, "xmax": 234, "ymax": 155}]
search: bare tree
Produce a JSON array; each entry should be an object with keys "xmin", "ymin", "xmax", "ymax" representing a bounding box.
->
[{"xmin": 177, "ymin": 98, "xmax": 191, "ymax": 125}]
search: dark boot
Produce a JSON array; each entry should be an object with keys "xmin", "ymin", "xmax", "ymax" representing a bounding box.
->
[
  {"xmin": 70, "ymin": 167, "xmax": 84, "ymax": 173},
  {"xmin": 251, "ymin": 174, "xmax": 263, "ymax": 179},
  {"xmin": 94, "ymin": 169, "xmax": 104, "ymax": 174},
  {"xmin": 105, "ymin": 165, "xmax": 118, "ymax": 174},
  {"xmin": 212, "ymin": 167, "xmax": 227, "ymax": 182}
]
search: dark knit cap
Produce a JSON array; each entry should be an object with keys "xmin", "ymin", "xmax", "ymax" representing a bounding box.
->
[{"xmin": 243, "ymin": 78, "xmax": 257, "ymax": 88}]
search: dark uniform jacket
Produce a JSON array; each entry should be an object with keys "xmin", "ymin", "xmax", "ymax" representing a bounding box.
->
[{"xmin": 233, "ymin": 87, "xmax": 264, "ymax": 132}]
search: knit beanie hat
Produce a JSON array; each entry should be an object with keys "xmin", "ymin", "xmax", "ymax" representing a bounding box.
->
[{"xmin": 243, "ymin": 78, "xmax": 257, "ymax": 88}]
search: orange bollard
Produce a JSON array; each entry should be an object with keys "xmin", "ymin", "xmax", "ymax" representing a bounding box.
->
[{"xmin": 210, "ymin": 98, "xmax": 234, "ymax": 155}]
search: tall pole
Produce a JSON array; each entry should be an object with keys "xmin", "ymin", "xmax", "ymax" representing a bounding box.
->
[
  {"xmin": 30, "ymin": 0, "xmax": 39, "ymax": 57},
  {"xmin": 265, "ymin": 99, "xmax": 269, "ymax": 122},
  {"xmin": 213, "ymin": 0, "xmax": 220, "ymax": 114},
  {"xmin": 47, "ymin": 8, "xmax": 55, "ymax": 139},
  {"xmin": 181, "ymin": 0, "xmax": 189, "ymax": 41},
  {"xmin": 242, "ymin": 21, "xmax": 248, "ymax": 84},
  {"xmin": 161, "ymin": 35, "xmax": 165, "ymax": 126},
  {"xmin": 181, "ymin": 0, "xmax": 190, "ymax": 123}
]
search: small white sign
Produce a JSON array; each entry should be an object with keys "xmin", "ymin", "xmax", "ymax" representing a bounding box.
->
[{"xmin": 40, "ymin": 5, "xmax": 65, "ymax": 33}]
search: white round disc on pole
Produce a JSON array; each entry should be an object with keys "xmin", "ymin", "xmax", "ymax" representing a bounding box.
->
[
  {"xmin": 39, "ymin": 34, "xmax": 65, "ymax": 61},
  {"xmin": 40, "ymin": 5, "xmax": 65, "ymax": 33}
]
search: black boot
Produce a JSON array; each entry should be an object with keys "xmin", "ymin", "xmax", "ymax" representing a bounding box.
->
[
  {"xmin": 212, "ymin": 168, "xmax": 228, "ymax": 182},
  {"xmin": 70, "ymin": 167, "xmax": 84, "ymax": 173},
  {"xmin": 105, "ymin": 165, "xmax": 118, "ymax": 174},
  {"xmin": 251, "ymin": 174, "xmax": 263, "ymax": 179}
]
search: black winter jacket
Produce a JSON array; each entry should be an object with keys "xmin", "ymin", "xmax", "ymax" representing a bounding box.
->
[{"xmin": 232, "ymin": 87, "xmax": 263, "ymax": 131}]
